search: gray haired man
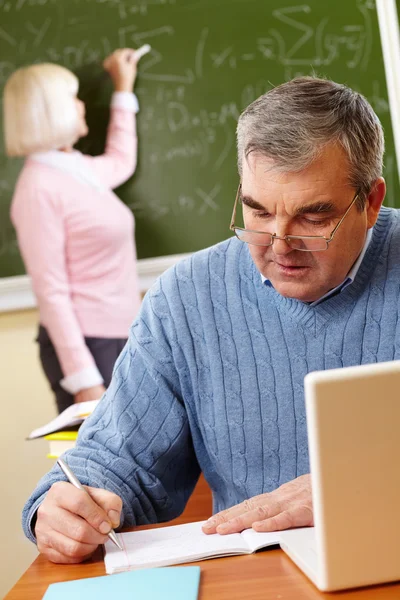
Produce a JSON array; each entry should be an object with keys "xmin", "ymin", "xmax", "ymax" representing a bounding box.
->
[{"xmin": 24, "ymin": 77, "xmax": 390, "ymax": 563}]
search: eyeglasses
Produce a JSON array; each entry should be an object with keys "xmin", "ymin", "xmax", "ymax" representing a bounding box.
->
[{"xmin": 229, "ymin": 185, "xmax": 360, "ymax": 252}]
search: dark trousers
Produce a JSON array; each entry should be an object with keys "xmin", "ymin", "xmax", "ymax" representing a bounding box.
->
[{"xmin": 36, "ymin": 325, "xmax": 127, "ymax": 414}]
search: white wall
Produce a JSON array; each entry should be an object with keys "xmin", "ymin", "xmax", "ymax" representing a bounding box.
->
[{"xmin": 0, "ymin": 309, "xmax": 56, "ymax": 598}]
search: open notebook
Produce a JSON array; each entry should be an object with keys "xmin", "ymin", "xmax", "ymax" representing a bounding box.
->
[
  {"xmin": 104, "ymin": 520, "xmax": 283, "ymax": 573},
  {"xmin": 27, "ymin": 400, "xmax": 100, "ymax": 439}
]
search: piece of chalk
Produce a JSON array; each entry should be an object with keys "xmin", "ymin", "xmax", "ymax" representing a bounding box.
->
[{"xmin": 134, "ymin": 44, "xmax": 151, "ymax": 61}]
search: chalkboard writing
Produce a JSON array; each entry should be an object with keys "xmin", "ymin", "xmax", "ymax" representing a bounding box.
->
[{"xmin": 0, "ymin": 0, "xmax": 397, "ymax": 277}]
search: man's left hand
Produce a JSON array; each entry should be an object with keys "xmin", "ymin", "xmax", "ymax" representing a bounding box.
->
[{"xmin": 202, "ymin": 474, "xmax": 313, "ymax": 535}]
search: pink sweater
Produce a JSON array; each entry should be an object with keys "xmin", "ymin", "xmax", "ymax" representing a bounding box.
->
[{"xmin": 11, "ymin": 95, "xmax": 141, "ymax": 393}]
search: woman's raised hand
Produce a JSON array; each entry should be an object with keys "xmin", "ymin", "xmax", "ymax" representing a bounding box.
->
[{"xmin": 103, "ymin": 48, "xmax": 138, "ymax": 92}]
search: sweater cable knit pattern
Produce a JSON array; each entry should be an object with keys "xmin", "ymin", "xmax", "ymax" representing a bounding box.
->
[{"xmin": 23, "ymin": 207, "xmax": 400, "ymax": 542}]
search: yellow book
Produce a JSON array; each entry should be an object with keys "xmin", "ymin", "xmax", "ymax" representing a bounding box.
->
[{"xmin": 44, "ymin": 430, "xmax": 79, "ymax": 459}]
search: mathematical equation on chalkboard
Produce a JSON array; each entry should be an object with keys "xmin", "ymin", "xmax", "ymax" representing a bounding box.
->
[{"xmin": 0, "ymin": 0, "xmax": 396, "ymax": 265}]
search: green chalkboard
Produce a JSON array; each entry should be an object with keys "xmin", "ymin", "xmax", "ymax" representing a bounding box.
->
[{"xmin": 0, "ymin": 0, "xmax": 398, "ymax": 277}]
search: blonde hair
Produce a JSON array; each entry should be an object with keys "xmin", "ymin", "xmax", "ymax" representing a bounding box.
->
[{"xmin": 3, "ymin": 63, "xmax": 80, "ymax": 156}]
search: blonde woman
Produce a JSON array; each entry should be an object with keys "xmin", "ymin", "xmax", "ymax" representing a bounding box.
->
[{"xmin": 4, "ymin": 49, "xmax": 142, "ymax": 413}]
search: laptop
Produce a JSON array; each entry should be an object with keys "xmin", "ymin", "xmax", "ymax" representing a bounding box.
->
[{"xmin": 279, "ymin": 360, "xmax": 400, "ymax": 592}]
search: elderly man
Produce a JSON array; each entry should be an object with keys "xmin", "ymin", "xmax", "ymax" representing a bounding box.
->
[{"xmin": 23, "ymin": 76, "xmax": 389, "ymax": 564}]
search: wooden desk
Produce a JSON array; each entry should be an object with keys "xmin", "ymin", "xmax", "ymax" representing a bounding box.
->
[{"xmin": 6, "ymin": 477, "xmax": 400, "ymax": 600}]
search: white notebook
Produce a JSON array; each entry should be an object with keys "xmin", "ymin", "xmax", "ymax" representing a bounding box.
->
[
  {"xmin": 104, "ymin": 520, "xmax": 282, "ymax": 574},
  {"xmin": 27, "ymin": 400, "xmax": 100, "ymax": 439}
]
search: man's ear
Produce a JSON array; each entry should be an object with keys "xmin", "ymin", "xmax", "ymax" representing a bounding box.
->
[{"xmin": 366, "ymin": 178, "xmax": 386, "ymax": 228}]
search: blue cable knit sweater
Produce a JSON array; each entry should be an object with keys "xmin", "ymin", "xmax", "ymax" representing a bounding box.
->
[{"xmin": 23, "ymin": 207, "xmax": 400, "ymax": 542}]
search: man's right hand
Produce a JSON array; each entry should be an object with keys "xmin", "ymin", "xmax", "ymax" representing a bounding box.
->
[{"xmin": 35, "ymin": 481, "xmax": 122, "ymax": 563}]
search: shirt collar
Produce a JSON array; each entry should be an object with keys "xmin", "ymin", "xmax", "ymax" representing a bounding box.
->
[
  {"xmin": 29, "ymin": 149, "xmax": 105, "ymax": 192},
  {"xmin": 261, "ymin": 227, "xmax": 373, "ymax": 306}
]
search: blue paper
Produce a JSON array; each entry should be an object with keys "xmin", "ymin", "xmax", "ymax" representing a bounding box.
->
[{"xmin": 42, "ymin": 566, "xmax": 201, "ymax": 600}]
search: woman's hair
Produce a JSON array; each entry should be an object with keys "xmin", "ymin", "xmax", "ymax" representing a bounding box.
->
[
  {"xmin": 237, "ymin": 76, "xmax": 385, "ymax": 210},
  {"xmin": 3, "ymin": 63, "xmax": 80, "ymax": 157}
]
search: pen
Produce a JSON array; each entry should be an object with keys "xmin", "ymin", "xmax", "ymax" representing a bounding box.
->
[{"xmin": 57, "ymin": 457, "xmax": 123, "ymax": 550}]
